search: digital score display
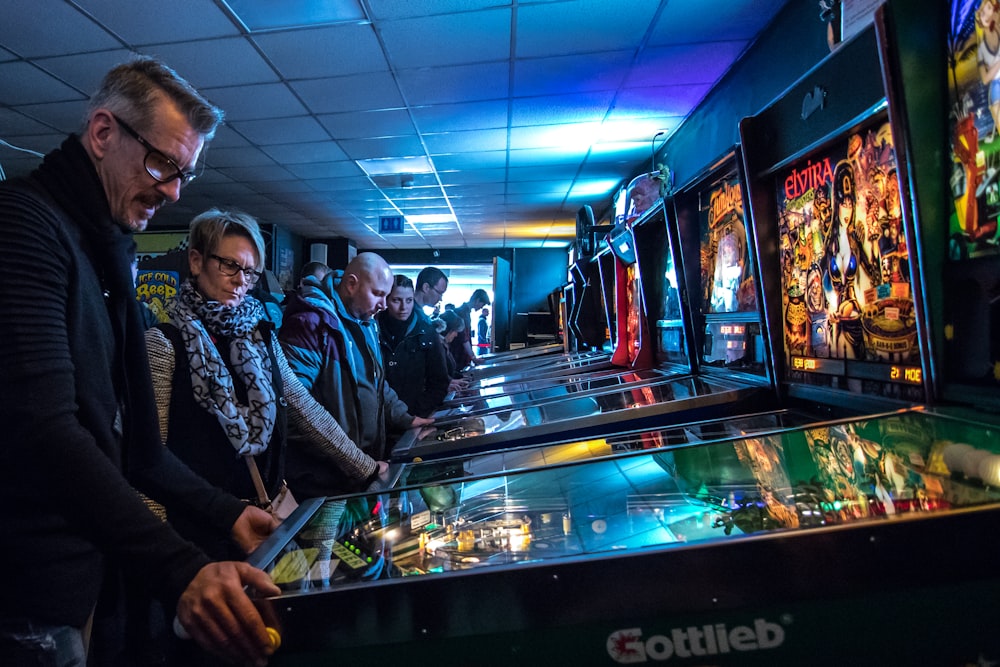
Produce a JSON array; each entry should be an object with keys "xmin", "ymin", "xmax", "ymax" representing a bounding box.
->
[
  {"xmin": 790, "ymin": 356, "xmax": 923, "ymax": 385},
  {"xmin": 718, "ymin": 324, "xmax": 745, "ymax": 335},
  {"xmin": 889, "ymin": 365, "xmax": 923, "ymax": 385}
]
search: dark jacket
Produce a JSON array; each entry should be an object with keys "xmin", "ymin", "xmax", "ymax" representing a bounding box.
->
[
  {"xmin": 377, "ymin": 310, "xmax": 450, "ymax": 418},
  {"xmin": 0, "ymin": 137, "xmax": 237, "ymax": 626},
  {"xmin": 449, "ymin": 302, "xmax": 475, "ymax": 369},
  {"xmin": 279, "ymin": 274, "xmax": 413, "ymax": 496},
  {"xmin": 150, "ymin": 323, "xmax": 288, "ymax": 561}
]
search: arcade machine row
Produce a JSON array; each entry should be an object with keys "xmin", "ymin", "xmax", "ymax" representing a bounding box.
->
[
  {"xmin": 387, "ymin": 140, "xmax": 846, "ymax": 486},
  {"xmin": 388, "ymin": 150, "xmax": 814, "ymax": 487},
  {"xmin": 251, "ymin": 408, "xmax": 1000, "ymax": 667},
  {"xmin": 391, "ymin": 194, "xmax": 777, "ymax": 463},
  {"xmin": 738, "ymin": 13, "xmax": 933, "ymax": 417},
  {"xmin": 453, "ymin": 185, "xmax": 680, "ymax": 399},
  {"xmin": 437, "ymin": 231, "xmax": 684, "ymax": 422}
]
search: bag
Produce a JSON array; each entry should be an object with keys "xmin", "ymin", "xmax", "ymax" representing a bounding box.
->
[{"xmin": 245, "ymin": 456, "xmax": 299, "ymax": 520}]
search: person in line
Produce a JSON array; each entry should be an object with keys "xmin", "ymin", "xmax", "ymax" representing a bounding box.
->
[
  {"xmin": 279, "ymin": 253, "xmax": 433, "ymax": 497},
  {"xmin": 145, "ymin": 209, "xmax": 381, "ymax": 561},
  {"xmin": 377, "ymin": 274, "xmax": 451, "ymax": 417},
  {"xmin": 413, "ymin": 266, "xmax": 449, "ymax": 322},
  {"xmin": 435, "ymin": 309, "xmax": 469, "ymax": 393},
  {"xmin": 449, "ymin": 288, "xmax": 491, "ymax": 370},
  {"xmin": 0, "ymin": 56, "xmax": 278, "ymax": 666},
  {"xmin": 476, "ymin": 306, "xmax": 491, "ymax": 357},
  {"xmin": 298, "ymin": 260, "xmax": 330, "ymax": 287}
]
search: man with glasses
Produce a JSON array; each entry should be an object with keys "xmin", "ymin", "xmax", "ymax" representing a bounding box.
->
[
  {"xmin": 413, "ymin": 266, "xmax": 449, "ymax": 321},
  {"xmin": 0, "ymin": 57, "xmax": 280, "ymax": 666}
]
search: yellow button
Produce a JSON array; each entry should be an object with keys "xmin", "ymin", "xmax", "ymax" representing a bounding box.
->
[{"xmin": 266, "ymin": 627, "xmax": 282, "ymax": 650}]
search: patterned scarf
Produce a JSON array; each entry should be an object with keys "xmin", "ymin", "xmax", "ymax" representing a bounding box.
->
[{"xmin": 168, "ymin": 279, "xmax": 276, "ymax": 456}]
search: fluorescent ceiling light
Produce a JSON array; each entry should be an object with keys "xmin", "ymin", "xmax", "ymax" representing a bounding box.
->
[
  {"xmin": 357, "ymin": 156, "xmax": 433, "ymax": 176},
  {"xmin": 406, "ymin": 213, "xmax": 457, "ymax": 224},
  {"xmin": 570, "ymin": 179, "xmax": 622, "ymax": 197},
  {"xmin": 224, "ymin": 0, "xmax": 367, "ymax": 31}
]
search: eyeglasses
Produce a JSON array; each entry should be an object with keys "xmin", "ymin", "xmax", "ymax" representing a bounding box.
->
[
  {"xmin": 209, "ymin": 254, "xmax": 263, "ymax": 285},
  {"xmin": 429, "ymin": 284, "xmax": 447, "ymax": 297},
  {"xmin": 112, "ymin": 114, "xmax": 198, "ymax": 188}
]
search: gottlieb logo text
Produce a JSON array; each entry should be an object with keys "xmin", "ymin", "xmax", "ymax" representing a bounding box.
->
[{"xmin": 606, "ymin": 618, "xmax": 787, "ymax": 663}]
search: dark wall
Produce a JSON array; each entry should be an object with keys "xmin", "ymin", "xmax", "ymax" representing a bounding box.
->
[
  {"xmin": 510, "ymin": 247, "xmax": 570, "ymax": 346},
  {"xmin": 658, "ymin": 1, "xmax": 832, "ymax": 194}
]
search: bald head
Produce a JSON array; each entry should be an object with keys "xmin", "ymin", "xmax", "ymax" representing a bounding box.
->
[{"xmin": 338, "ymin": 252, "xmax": 393, "ymax": 320}]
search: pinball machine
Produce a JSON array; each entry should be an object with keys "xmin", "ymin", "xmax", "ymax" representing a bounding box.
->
[
  {"xmin": 738, "ymin": 11, "xmax": 933, "ymax": 414},
  {"xmin": 252, "ymin": 408, "xmax": 1000, "ymax": 666}
]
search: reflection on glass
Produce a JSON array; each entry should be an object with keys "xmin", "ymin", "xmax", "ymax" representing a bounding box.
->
[{"xmin": 258, "ymin": 410, "xmax": 1000, "ymax": 595}]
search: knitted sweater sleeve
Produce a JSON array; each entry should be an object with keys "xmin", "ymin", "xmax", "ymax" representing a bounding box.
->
[
  {"xmin": 274, "ymin": 341, "xmax": 378, "ymax": 480},
  {"xmin": 145, "ymin": 327, "xmax": 175, "ymax": 444}
]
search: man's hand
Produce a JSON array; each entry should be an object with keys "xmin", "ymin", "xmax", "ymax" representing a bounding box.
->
[
  {"xmin": 410, "ymin": 416, "xmax": 435, "ymax": 429},
  {"xmin": 231, "ymin": 506, "xmax": 280, "ymax": 555},
  {"xmin": 176, "ymin": 561, "xmax": 282, "ymax": 666}
]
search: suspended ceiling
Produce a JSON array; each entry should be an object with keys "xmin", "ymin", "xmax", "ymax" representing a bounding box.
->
[{"xmin": 0, "ymin": 0, "xmax": 790, "ymax": 250}]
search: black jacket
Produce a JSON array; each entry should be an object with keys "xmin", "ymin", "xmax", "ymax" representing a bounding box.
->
[
  {"xmin": 0, "ymin": 136, "xmax": 240, "ymax": 626},
  {"xmin": 377, "ymin": 310, "xmax": 450, "ymax": 418}
]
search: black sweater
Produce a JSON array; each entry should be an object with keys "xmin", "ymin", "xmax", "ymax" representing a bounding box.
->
[{"xmin": 0, "ymin": 137, "xmax": 243, "ymax": 626}]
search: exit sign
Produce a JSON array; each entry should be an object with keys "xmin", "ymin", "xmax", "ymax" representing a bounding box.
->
[{"xmin": 379, "ymin": 216, "xmax": 405, "ymax": 234}]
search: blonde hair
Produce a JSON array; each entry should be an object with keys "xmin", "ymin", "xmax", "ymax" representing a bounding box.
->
[{"xmin": 188, "ymin": 208, "xmax": 266, "ymax": 270}]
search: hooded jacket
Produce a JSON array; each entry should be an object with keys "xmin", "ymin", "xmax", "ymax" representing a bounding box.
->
[{"xmin": 279, "ymin": 273, "xmax": 414, "ymax": 496}]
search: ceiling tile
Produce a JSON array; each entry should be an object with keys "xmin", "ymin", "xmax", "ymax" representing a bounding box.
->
[
  {"xmin": 203, "ymin": 145, "xmax": 275, "ymax": 168},
  {"xmin": 10, "ymin": 101, "xmax": 89, "ymax": 133},
  {"xmin": 253, "ymin": 24, "xmax": 388, "ymax": 79},
  {"xmin": 77, "ymin": 0, "xmax": 239, "ymax": 44},
  {"xmin": 411, "ymin": 100, "xmax": 509, "ymax": 134},
  {"xmin": 379, "ymin": 8, "xmax": 511, "ymax": 68},
  {"xmin": 424, "ymin": 128, "xmax": 507, "ymax": 154},
  {"xmin": 513, "ymin": 51, "xmax": 632, "ymax": 97},
  {"xmin": 367, "ymin": 0, "xmax": 506, "ymax": 21},
  {"xmin": 338, "ymin": 135, "xmax": 425, "ymax": 160},
  {"xmin": 511, "ymin": 91, "xmax": 616, "ymax": 127},
  {"xmin": 292, "ymin": 72, "xmax": 404, "ymax": 113},
  {"xmin": 228, "ymin": 116, "xmax": 330, "ymax": 145},
  {"xmin": 261, "ymin": 141, "xmax": 349, "ymax": 164},
  {"xmin": 0, "ymin": 0, "xmax": 120, "ymax": 58},
  {"xmin": 397, "ymin": 62, "xmax": 509, "ymax": 106},
  {"xmin": 516, "ymin": 0, "xmax": 659, "ymax": 58},
  {"xmin": 0, "ymin": 107, "xmax": 62, "ymax": 135},
  {"xmin": 651, "ymin": 0, "xmax": 787, "ymax": 45},
  {"xmin": 317, "ymin": 109, "xmax": 416, "ymax": 139},
  {"xmin": 33, "ymin": 49, "xmax": 135, "ymax": 96},
  {"xmin": 203, "ymin": 83, "xmax": 308, "ymax": 121},
  {"xmin": 0, "ymin": 62, "xmax": 87, "ymax": 106},
  {"xmin": 629, "ymin": 43, "xmax": 749, "ymax": 88},
  {"xmin": 142, "ymin": 37, "xmax": 278, "ymax": 88}
]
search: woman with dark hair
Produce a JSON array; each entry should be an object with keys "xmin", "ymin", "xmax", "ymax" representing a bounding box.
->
[
  {"xmin": 377, "ymin": 274, "xmax": 451, "ymax": 417},
  {"xmin": 435, "ymin": 309, "xmax": 469, "ymax": 393}
]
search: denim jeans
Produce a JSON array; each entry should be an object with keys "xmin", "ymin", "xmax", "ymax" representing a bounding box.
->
[{"xmin": 0, "ymin": 621, "xmax": 87, "ymax": 667}]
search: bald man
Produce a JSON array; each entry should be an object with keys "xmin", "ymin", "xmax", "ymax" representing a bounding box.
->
[{"xmin": 279, "ymin": 253, "xmax": 432, "ymax": 497}]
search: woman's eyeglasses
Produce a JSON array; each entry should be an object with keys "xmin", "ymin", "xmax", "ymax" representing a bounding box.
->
[{"xmin": 210, "ymin": 254, "xmax": 262, "ymax": 285}]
